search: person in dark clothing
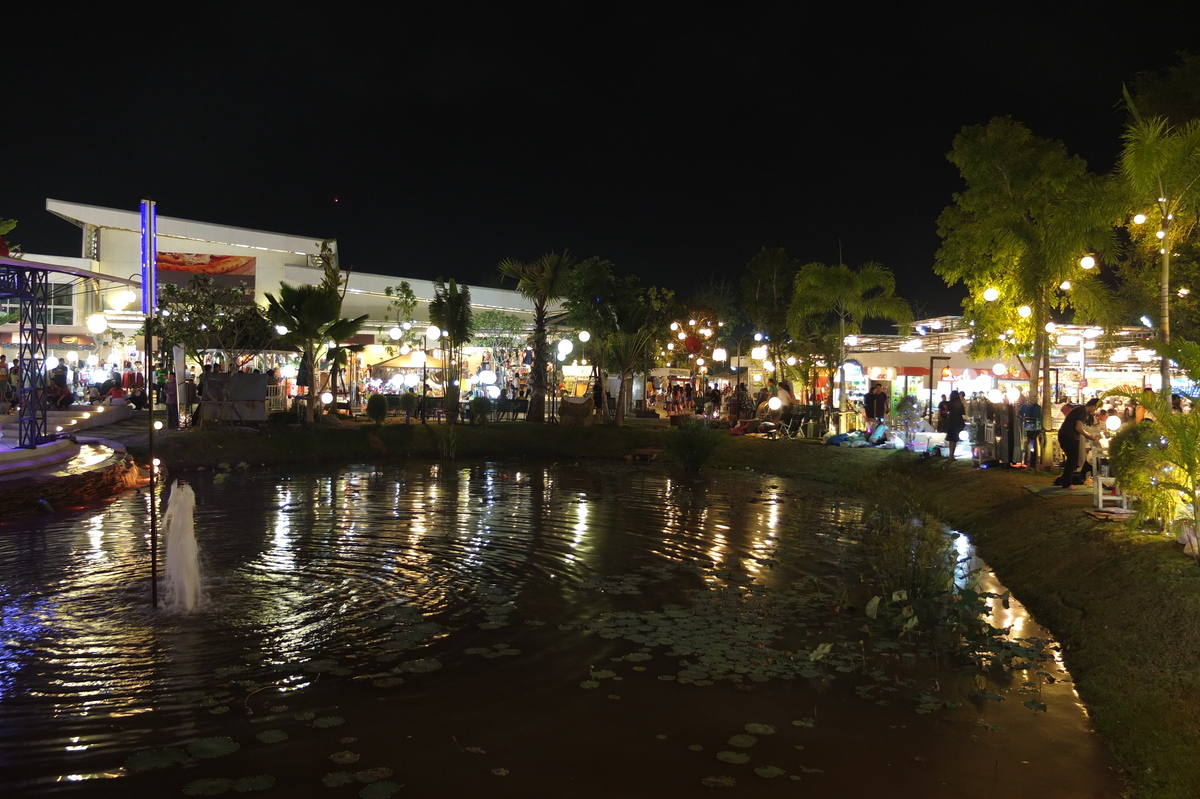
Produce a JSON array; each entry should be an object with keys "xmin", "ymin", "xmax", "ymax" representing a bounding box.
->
[
  {"xmin": 865, "ymin": 383, "xmax": 889, "ymax": 431},
  {"xmin": 944, "ymin": 391, "xmax": 967, "ymax": 460},
  {"xmin": 1056, "ymin": 398, "xmax": 1100, "ymax": 487}
]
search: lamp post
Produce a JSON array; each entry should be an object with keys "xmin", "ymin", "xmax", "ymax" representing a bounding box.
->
[
  {"xmin": 419, "ymin": 324, "xmax": 440, "ymax": 423},
  {"xmin": 713, "ymin": 334, "xmax": 756, "ymax": 388},
  {"xmin": 928, "ymin": 356, "xmax": 950, "ymax": 424}
]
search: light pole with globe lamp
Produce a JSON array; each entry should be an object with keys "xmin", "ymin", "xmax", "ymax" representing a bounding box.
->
[{"xmin": 418, "ymin": 324, "xmax": 440, "ymax": 423}]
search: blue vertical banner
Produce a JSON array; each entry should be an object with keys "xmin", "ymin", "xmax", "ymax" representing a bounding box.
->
[{"xmin": 140, "ymin": 199, "xmax": 157, "ymax": 314}]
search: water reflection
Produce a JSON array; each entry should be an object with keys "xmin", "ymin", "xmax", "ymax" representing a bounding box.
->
[{"xmin": 0, "ymin": 461, "xmax": 1121, "ymax": 797}]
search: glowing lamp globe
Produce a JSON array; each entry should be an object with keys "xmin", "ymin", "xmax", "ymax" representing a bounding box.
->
[
  {"xmin": 1133, "ymin": 213, "xmax": 1147, "ymax": 225},
  {"xmin": 557, "ymin": 339, "xmax": 573, "ymax": 355},
  {"xmin": 45, "ymin": 357, "xmax": 59, "ymax": 369},
  {"xmin": 275, "ymin": 324, "xmax": 290, "ymax": 336},
  {"xmin": 478, "ymin": 370, "xmax": 497, "ymax": 385},
  {"xmin": 281, "ymin": 364, "xmax": 298, "ymax": 379},
  {"xmin": 1018, "ymin": 305, "xmax": 1032, "ymax": 318},
  {"xmin": 712, "ymin": 347, "xmax": 727, "ymax": 361},
  {"xmin": 389, "ymin": 327, "xmax": 402, "ymax": 340},
  {"xmin": 786, "ymin": 356, "xmax": 797, "ymax": 366},
  {"xmin": 66, "ymin": 351, "xmax": 78, "ymax": 362},
  {"xmin": 1106, "ymin": 414, "xmax": 1121, "ymax": 432},
  {"xmin": 992, "ymin": 363, "xmax": 1007, "ymax": 376},
  {"xmin": 987, "ymin": 389, "xmax": 1003, "ymax": 403},
  {"xmin": 404, "ymin": 373, "xmax": 419, "ymax": 387},
  {"xmin": 154, "ymin": 420, "xmax": 164, "ymax": 430},
  {"xmin": 768, "ymin": 396, "xmax": 782, "ymax": 411},
  {"xmin": 86, "ymin": 354, "xmax": 100, "ymax": 367},
  {"xmin": 425, "ymin": 325, "xmax": 441, "ymax": 340},
  {"xmin": 412, "ymin": 350, "xmax": 427, "ymax": 364},
  {"xmin": 578, "ymin": 331, "xmax": 591, "ymax": 342},
  {"xmin": 487, "ymin": 386, "xmax": 501, "ymax": 399},
  {"xmin": 1079, "ymin": 256, "xmax": 1096, "ymax": 269},
  {"xmin": 982, "ymin": 287, "xmax": 1000, "ymax": 302},
  {"xmin": 399, "ymin": 344, "xmax": 412, "ymax": 355},
  {"xmin": 86, "ymin": 314, "xmax": 108, "ymax": 335},
  {"xmin": 320, "ymin": 392, "xmax": 334, "ymax": 404}
]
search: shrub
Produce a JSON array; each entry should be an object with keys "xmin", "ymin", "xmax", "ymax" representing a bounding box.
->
[
  {"xmin": 397, "ymin": 392, "xmax": 419, "ymax": 423},
  {"xmin": 366, "ymin": 394, "xmax": 388, "ymax": 425},
  {"xmin": 666, "ymin": 416, "xmax": 720, "ymax": 471},
  {"xmin": 468, "ymin": 396, "xmax": 493, "ymax": 425}
]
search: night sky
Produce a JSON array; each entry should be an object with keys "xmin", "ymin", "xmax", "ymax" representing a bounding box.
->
[{"xmin": 7, "ymin": 4, "xmax": 1200, "ymax": 319}]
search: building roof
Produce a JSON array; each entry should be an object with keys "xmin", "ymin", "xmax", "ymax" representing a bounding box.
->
[{"xmin": 46, "ymin": 198, "xmax": 329, "ymax": 257}]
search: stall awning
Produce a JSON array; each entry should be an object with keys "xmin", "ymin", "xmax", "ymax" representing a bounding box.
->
[{"xmin": 371, "ymin": 352, "xmax": 445, "ymax": 369}]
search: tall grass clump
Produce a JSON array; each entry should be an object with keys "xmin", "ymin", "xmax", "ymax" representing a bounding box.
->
[{"xmin": 666, "ymin": 416, "xmax": 720, "ymax": 471}]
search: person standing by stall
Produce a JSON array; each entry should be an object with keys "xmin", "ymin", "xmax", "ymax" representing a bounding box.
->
[
  {"xmin": 1055, "ymin": 398, "xmax": 1099, "ymax": 488},
  {"xmin": 865, "ymin": 383, "xmax": 889, "ymax": 433}
]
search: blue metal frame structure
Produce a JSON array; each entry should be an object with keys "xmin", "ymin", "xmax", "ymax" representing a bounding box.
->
[{"xmin": 0, "ymin": 263, "xmax": 49, "ymax": 448}]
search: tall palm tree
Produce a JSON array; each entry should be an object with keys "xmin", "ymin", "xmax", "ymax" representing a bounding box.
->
[
  {"xmin": 497, "ymin": 251, "xmax": 574, "ymax": 423},
  {"xmin": 787, "ymin": 262, "xmax": 912, "ymax": 415},
  {"xmin": 428, "ymin": 278, "xmax": 473, "ymax": 421},
  {"xmin": 1120, "ymin": 99, "xmax": 1200, "ymax": 393},
  {"xmin": 264, "ymin": 282, "xmax": 367, "ymax": 424}
]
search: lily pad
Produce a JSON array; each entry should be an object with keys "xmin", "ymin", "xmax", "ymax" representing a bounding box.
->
[
  {"xmin": 255, "ymin": 730, "xmax": 288, "ymax": 744},
  {"xmin": 372, "ymin": 677, "xmax": 406, "ymax": 689},
  {"xmin": 183, "ymin": 777, "xmax": 233, "ymax": 795},
  {"xmin": 188, "ymin": 737, "xmax": 241, "ymax": 759},
  {"xmin": 727, "ymin": 734, "xmax": 757, "ymax": 748},
  {"xmin": 1023, "ymin": 699, "xmax": 1048, "ymax": 712},
  {"xmin": 359, "ymin": 782, "xmax": 402, "ymax": 799},
  {"xmin": 330, "ymin": 751, "xmax": 361, "ymax": 764},
  {"xmin": 743, "ymin": 723, "xmax": 775, "ymax": 735},
  {"xmin": 700, "ymin": 775, "xmax": 736, "ymax": 787},
  {"xmin": 716, "ymin": 751, "xmax": 750, "ymax": 764},
  {"xmin": 754, "ymin": 765, "xmax": 786, "ymax": 778},
  {"xmin": 232, "ymin": 774, "xmax": 275, "ymax": 791},
  {"xmin": 123, "ymin": 747, "xmax": 187, "ymax": 772},
  {"xmin": 323, "ymin": 772, "xmax": 355, "ymax": 787},
  {"xmin": 313, "ymin": 716, "xmax": 345, "ymax": 728},
  {"xmin": 354, "ymin": 767, "xmax": 394, "ymax": 782}
]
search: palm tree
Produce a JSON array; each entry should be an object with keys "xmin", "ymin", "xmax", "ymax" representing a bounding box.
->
[
  {"xmin": 497, "ymin": 251, "xmax": 574, "ymax": 423},
  {"xmin": 428, "ymin": 277, "xmax": 474, "ymax": 422},
  {"xmin": 787, "ymin": 262, "xmax": 912, "ymax": 417},
  {"xmin": 264, "ymin": 282, "xmax": 367, "ymax": 424},
  {"xmin": 1120, "ymin": 100, "xmax": 1200, "ymax": 393}
]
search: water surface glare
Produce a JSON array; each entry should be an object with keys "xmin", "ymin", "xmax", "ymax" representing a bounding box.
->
[{"xmin": 0, "ymin": 461, "xmax": 1123, "ymax": 797}]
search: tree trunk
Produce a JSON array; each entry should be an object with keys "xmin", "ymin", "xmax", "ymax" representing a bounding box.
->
[
  {"xmin": 528, "ymin": 326, "xmax": 547, "ymax": 423},
  {"xmin": 615, "ymin": 372, "xmax": 628, "ymax": 426},
  {"xmin": 304, "ymin": 349, "xmax": 316, "ymax": 425}
]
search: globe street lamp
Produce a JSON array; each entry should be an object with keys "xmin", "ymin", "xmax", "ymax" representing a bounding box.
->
[{"xmin": 421, "ymin": 324, "xmax": 440, "ymax": 423}]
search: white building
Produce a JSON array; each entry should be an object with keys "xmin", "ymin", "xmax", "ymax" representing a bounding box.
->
[{"xmin": 2, "ymin": 199, "xmax": 555, "ymax": 371}]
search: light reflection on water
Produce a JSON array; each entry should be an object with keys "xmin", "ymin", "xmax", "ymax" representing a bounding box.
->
[{"xmin": 0, "ymin": 460, "xmax": 1119, "ymax": 796}]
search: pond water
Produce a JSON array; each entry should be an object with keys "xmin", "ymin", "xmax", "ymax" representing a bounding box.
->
[{"xmin": 0, "ymin": 461, "xmax": 1124, "ymax": 797}]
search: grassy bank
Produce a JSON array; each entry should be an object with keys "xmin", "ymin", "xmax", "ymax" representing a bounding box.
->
[{"xmin": 126, "ymin": 418, "xmax": 1198, "ymax": 797}]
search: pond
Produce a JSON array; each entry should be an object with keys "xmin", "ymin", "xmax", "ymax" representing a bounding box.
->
[{"xmin": 0, "ymin": 461, "xmax": 1124, "ymax": 797}]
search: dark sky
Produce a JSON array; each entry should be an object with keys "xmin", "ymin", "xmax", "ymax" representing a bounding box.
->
[{"xmin": 7, "ymin": 4, "xmax": 1200, "ymax": 318}]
